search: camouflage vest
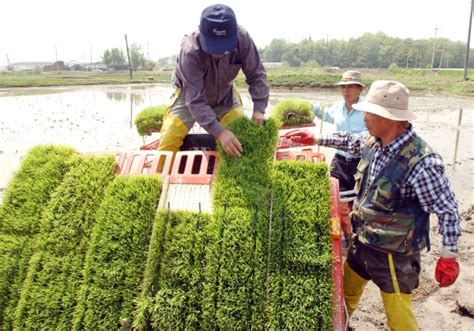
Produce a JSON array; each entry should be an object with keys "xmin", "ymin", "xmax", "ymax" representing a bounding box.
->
[{"xmin": 352, "ymin": 134, "xmax": 433, "ymax": 255}]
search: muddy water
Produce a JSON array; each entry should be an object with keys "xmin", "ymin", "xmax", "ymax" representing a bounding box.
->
[{"xmin": 0, "ymin": 84, "xmax": 472, "ymax": 209}]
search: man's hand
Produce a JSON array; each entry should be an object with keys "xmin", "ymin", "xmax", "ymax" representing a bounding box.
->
[
  {"xmin": 252, "ymin": 111, "xmax": 266, "ymax": 125},
  {"xmin": 435, "ymin": 248, "xmax": 460, "ymax": 287},
  {"xmin": 218, "ymin": 129, "xmax": 243, "ymax": 157}
]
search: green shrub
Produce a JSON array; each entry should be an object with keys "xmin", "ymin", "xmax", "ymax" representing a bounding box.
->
[
  {"xmin": 267, "ymin": 161, "xmax": 332, "ymax": 329},
  {"xmin": 270, "ymin": 98, "xmax": 314, "ymax": 128},
  {"xmin": 14, "ymin": 154, "xmax": 116, "ymax": 329},
  {"xmin": 72, "ymin": 175, "xmax": 162, "ymax": 330},
  {"xmin": 134, "ymin": 211, "xmax": 211, "ymax": 330},
  {"xmin": 203, "ymin": 117, "xmax": 278, "ymax": 328},
  {"xmin": 388, "ymin": 63, "xmax": 401, "ymax": 73},
  {"xmin": 0, "ymin": 145, "xmax": 74, "ymax": 327},
  {"xmin": 134, "ymin": 105, "xmax": 167, "ymax": 136}
]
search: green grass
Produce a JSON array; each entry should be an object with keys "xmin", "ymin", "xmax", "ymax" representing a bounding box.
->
[
  {"xmin": 0, "ymin": 70, "xmax": 172, "ymax": 88},
  {"xmin": 237, "ymin": 67, "xmax": 474, "ymax": 97},
  {"xmin": 2, "ymin": 68, "xmax": 472, "ymax": 96}
]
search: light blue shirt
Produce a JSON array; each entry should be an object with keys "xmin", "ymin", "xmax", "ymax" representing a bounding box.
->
[{"xmin": 313, "ymin": 99, "xmax": 367, "ymax": 159}]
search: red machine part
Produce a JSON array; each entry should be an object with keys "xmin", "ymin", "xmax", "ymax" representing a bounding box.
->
[
  {"xmin": 275, "ymin": 147, "xmax": 326, "ymax": 163},
  {"xmin": 277, "ymin": 128, "xmax": 316, "ymax": 149},
  {"xmin": 169, "ymin": 151, "xmax": 218, "ymax": 184},
  {"xmin": 140, "ymin": 138, "xmax": 160, "ymax": 150},
  {"xmin": 330, "ymin": 177, "xmax": 344, "ymax": 331},
  {"xmin": 117, "ymin": 150, "xmax": 173, "ymax": 178},
  {"xmin": 83, "ymin": 150, "xmax": 172, "ymax": 178}
]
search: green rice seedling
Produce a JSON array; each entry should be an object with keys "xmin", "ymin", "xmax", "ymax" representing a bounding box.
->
[
  {"xmin": 203, "ymin": 117, "xmax": 278, "ymax": 328},
  {"xmin": 134, "ymin": 105, "xmax": 167, "ymax": 136},
  {"xmin": 0, "ymin": 145, "xmax": 74, "ymax": 327},
  {"xmin": 72, "ymin": 175, "xmax": 162, "ymax": 330},
  {"xmin": 267, "ymin": 160, "xmax": 332, "ymax": 329},
  {"xmin": 14, "ymin": 154, "xmax": 116, "ymax": 329},
  {"xmin": 270, "ymin": 98, "xmax": 314, "ymax": 128},
  {"xmin": 134, "ymin": 210, "xmax": 211, "ymax": 330},
  {"xmin": 0, "ymin": 234, "xmax": 24, "ymax": 327},
  {"xmin": 0, "ymin": 145, "xmax": 75, "ymax": 235}
]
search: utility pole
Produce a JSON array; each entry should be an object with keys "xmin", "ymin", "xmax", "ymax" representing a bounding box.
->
[
  {"xmin": 124, "ymin": 34, "xmax": 133, "ymax": 80},
  {"xmin": 325, "ymin": 34, "xmax": 329, "ymax": 67},
  {"xmin": 431, "ymin": 25, "xmax": 440, "ymax": 69},
  {"xmin": 438, "ymin": 43, "xmax": 446, "ymax": 69},
  {"xmin": 147, "ymin": 42, "xmax": 150, "ymax": 61},
  {"xmin": 464, "ymin": 0, "xmax": 473, "ymax": 81},
  {"xmin": 55, "ymin": 44, "xmax": 58, "ymax": 72}
]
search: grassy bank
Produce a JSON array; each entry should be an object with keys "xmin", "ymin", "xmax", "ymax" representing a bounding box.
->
[
  {"xmin": 0, "ymin": 70, "xmax": 172, "ymax": 88},
  {"xmin": 254, "ymin": 67, "xmax": 474, "ymax": 97},
  {"xmin": 1, "ymin": 67, "xmax": 473, "ymax": 97}
]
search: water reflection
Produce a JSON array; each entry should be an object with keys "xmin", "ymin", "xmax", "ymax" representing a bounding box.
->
[{"xmin": 106, "ymin": 91, "xmax": 127, "ymax": 102}]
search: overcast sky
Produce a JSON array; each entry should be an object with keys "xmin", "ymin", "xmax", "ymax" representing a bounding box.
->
[{"xmin": 1, "ymin": 0, "xmax": 472, "ymax": 64}]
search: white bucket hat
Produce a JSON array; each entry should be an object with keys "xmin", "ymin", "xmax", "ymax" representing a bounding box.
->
[
  {"xmin": 335, "ymin": 70, "xmax": 365, "ymax": 87},
  {"xmin": 353, "ymin": 80, "xmax": 416, "ymax": 121}
]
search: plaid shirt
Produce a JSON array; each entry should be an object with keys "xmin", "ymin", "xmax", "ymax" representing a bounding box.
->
[{"xmin": 319, "ymin": 126, "xmax": 461, "ymax": 253}]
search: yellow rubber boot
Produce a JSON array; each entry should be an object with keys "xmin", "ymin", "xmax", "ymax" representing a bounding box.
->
[
  {"xmin": 343, "ymin": 262, "xmax": 368, "ymax": 318},
  {"xmin": 380, "ymin": 290, "xmax": 418, "ymax": 331},
  {"xmin": 219, "ymin": 106, "xmax": 244, "ymax": 126},
  {"xmin": 157, "ymin": 114, "xmax": 189, "ymax": 172}
]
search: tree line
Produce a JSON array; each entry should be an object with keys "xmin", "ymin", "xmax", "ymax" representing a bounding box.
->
[
  {"xmin": 101, "ymin": 44, "xmax": 156, "ymax": 71},
  {"xmin": 260, "ymin": 32, "xmax": 473, "ymax": 69},
  {"xmin": 102, "ymin": 32, "xmax": 472, "ymax": 71}
]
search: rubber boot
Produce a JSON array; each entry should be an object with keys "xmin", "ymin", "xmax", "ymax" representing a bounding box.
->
[
  {"xmin": 380, "ymin": 290, "xmax": 418, "ymax": 331},
  {"xmin": 343, "ymin": 262, "xmax": 368, "ymax": 318}
]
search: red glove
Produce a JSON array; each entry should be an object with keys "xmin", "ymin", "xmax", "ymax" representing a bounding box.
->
[{"xmin": 435, "ymin": 257, "xmax": 460, "ymax": 287}]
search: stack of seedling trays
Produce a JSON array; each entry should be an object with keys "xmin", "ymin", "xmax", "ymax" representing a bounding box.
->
[{"xmin": 0, "ymin": 117, "xmax": 342, "ymax": 330}]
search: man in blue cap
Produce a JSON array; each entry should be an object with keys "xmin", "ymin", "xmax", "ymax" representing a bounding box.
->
[{"xmin": 159, "ymin": 4, "xmax": 269, "ymax": 157}]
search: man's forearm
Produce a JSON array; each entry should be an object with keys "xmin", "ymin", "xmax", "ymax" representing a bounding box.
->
[{"xmin": 317, "ymin": 131, "xmax": 365, "ymax": 156}]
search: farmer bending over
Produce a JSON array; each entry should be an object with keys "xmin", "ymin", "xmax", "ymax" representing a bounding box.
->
[{"xmin": 159, "ymin": 3, "xmax": 268, "ymax": 158}]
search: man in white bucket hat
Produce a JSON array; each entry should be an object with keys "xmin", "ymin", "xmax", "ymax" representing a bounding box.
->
[{"xmin": 317, "ymin": 80, "xmax": 461, "ymax": 330}]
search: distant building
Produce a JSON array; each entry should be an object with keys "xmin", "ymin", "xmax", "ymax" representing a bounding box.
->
[
  {"xmin": 66, "ymin": 60, "xmax": 107, "ymax": 71},
  {"xmin": 44, "ymin": 61, "xmax": 65, "ymax": 71},
  {"xmin": 10, "ymin": 62, "xmax": 52, "ymax": 71},
  {"xmin": 108, "ymin": 64, "xmax": 130, "ymax": 71}
]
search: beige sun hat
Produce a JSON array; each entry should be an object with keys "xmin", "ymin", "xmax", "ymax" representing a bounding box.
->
[
  {"xmin": 335, "ymin": 70, "xmax": 365, "ymax": 87},
  {"xmin": 352, "ymin": 80, "xmax": 417, "ymax": 121}
]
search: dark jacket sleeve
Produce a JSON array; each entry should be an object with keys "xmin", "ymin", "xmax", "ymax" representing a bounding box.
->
[{"xmin": 238, "ymin": 27, "xmax": 269, "ymax": 113}]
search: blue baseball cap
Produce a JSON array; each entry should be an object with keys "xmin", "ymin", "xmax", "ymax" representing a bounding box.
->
[{"xmin": 199, "ymin": 4, "xmax": 238, "ymax": 55}]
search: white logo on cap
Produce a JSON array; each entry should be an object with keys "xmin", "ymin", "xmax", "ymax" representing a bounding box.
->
[{"xmin": 213, "ymin": 28, "xmax": 226, "ymax": 36}]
